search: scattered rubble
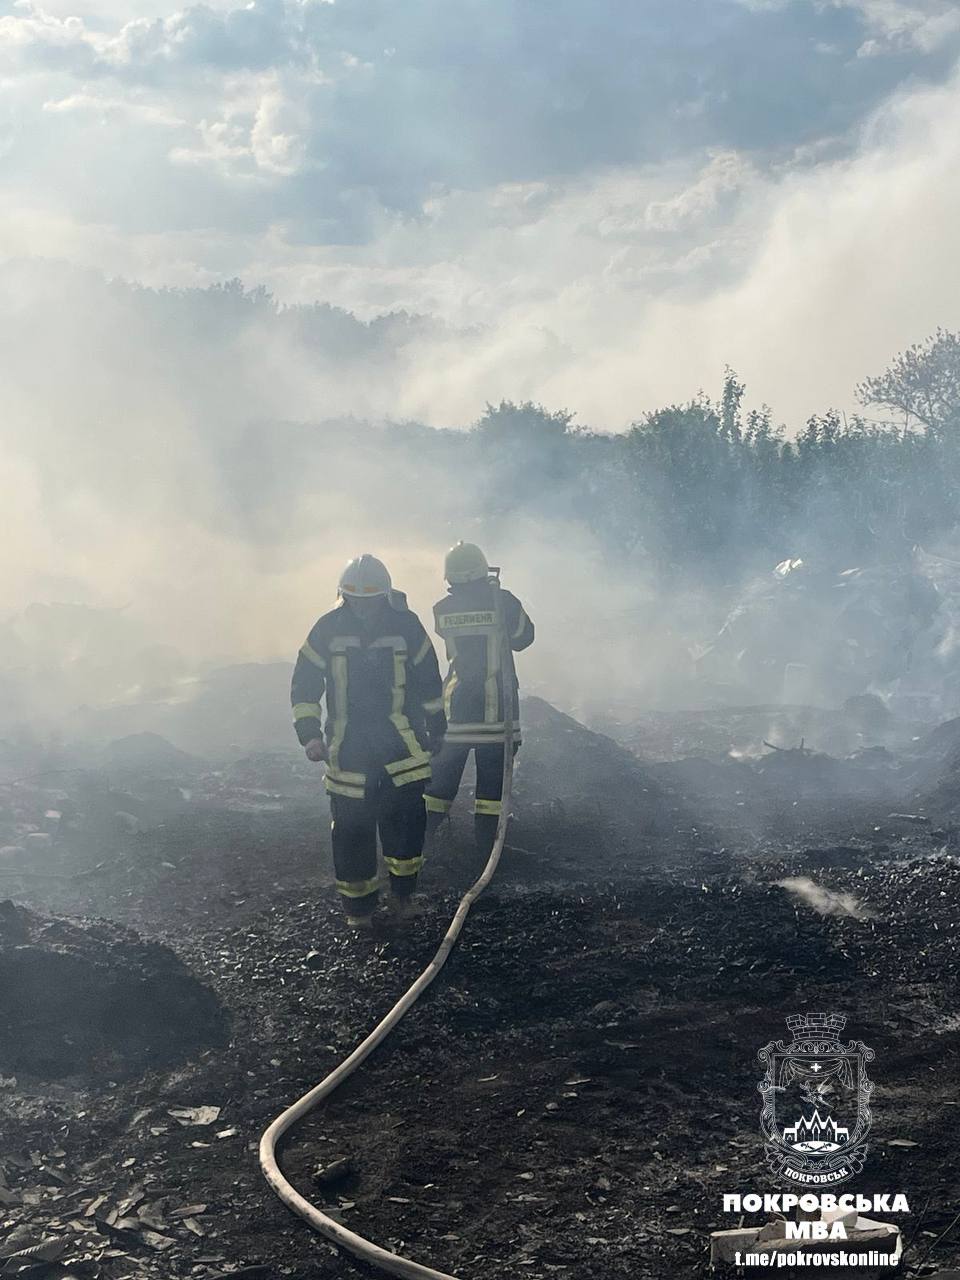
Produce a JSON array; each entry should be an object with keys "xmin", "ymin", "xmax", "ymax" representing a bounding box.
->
[{"xmin": 1, "ymin": 852, "xmax": 959, "ymax": 1277}]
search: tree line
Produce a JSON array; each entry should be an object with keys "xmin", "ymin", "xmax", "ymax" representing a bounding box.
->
[{"xmin": 459, "ymin": 329, "xmax": 960, "ymax": 585}]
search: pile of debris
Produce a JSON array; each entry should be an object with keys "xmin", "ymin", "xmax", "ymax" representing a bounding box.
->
[
  {"xmin": 515, "ymin": 696, "xmax": 681, "ymax": 841},
  {"xmin": 420, "ymin": 696, "xmax": 702, "ymax": 886},
  {"xmin": 697, "ymin": 556, "xmax": 942, "ymax": 707},
  {"xmin": 0, "ymin": 901, "xmax": 227, "ymax": 1078}
]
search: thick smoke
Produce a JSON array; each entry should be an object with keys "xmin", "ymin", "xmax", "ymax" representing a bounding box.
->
[
  {"xmin": 4, "ymin": 54, "xmax": 960, "ymax": 745},
  {"xmin": 4, "ymin": 250, "xmax": 960, "ymax": 752}
]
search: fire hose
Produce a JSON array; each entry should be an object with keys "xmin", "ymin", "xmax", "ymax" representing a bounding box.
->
[{"xmin": 260, "ymin": 581, "xmax": 518, "ymax": 1280}]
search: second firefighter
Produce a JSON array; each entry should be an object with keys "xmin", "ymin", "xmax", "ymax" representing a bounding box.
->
[{"xmin": 424, "ymin": 542, "xmax": 534, "ymax": 858}]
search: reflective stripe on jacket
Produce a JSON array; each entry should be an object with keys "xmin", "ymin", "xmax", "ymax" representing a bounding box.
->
[{"xmin": 433, "ymin": 579, "xmax": 534, "ymax": 746}]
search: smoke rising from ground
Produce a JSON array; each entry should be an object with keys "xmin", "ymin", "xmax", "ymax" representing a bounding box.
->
[
  {"xmin": 2, "ymin": 254, "xmax": 960, "ymax": 742},
  {"xmin": 775, "ymin": 876, "xmax": 876, "ymax": 920},
  {"xmin": 0, "ymin": 263, "xmax": 692, "ymax": 704}
]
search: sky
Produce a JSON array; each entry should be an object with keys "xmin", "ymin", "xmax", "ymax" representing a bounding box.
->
[
  {"xmin": 3, "ymin": 0, "xmax": 960, "ymax": 700},
  {"xmin": 2, "ymin": 0, "xmax": 960, "ymax": 429}
]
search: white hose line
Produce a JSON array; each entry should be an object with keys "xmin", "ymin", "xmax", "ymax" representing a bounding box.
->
[{"xmin": 260, "ymin": 614, "xmax": 518, "ymax": 1280}]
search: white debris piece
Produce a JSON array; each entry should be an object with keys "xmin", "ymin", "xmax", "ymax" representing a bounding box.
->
[{"xmin": 167, "ymin": 1106, "xmax": 221, "ymax": 1126}]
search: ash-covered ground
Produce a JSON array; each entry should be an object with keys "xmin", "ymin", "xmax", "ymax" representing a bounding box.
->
[{"xmin": 2, "ymin": 696, "xmax": 960, "ymax": 1279}]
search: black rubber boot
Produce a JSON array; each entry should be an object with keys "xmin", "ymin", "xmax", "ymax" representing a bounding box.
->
[{"xmin": 343, "ymin": 888, "xmax": 379, "ymax": 928}]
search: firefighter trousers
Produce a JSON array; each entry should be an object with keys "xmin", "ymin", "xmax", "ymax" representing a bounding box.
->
[
  {"xmin": 329, "ymin": 771, "xmax": 426, "ymax": 916},
  {"xmin": 424, "ymin": 743, "xmax": 518, "ymax": 857}
]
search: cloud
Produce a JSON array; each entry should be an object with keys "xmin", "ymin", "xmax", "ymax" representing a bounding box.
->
[
  {"xmin": 215, "ymin": 62, "xmax": 960, "ymax": 431},
  {"xmin": 841, "ymin": 0, "xmax": 960, "ymax": 54},
  {"xmin": 249, "ymin": 79, "xmax": 311, "ymax": 175},
  {"xmin": 643, "ymin": 152, "xmax": 756, "ymax": 232},
  {"xmin": 2, "ymin": 0, "xmax": 957, "ymax": 244},
  {"xmin": 0, "ymin": 0, "xmax": 312, "ymax": 74},
  {"xmin": 531, "ymin": 65, "xmax": 960, "ymax": 428},
  {"xmin": 739, "ymin": 0, "xmax": 960, "ymax": 54},
  {"xmin": 106, "ymin": 0, "xmax": 310, "ymax": 72},
  {"xmin": 42, "ymin": 89, "xmax": 184, "ymax": 126},
  {"xmin": 0, "ymin": 5, "xmax": 100, "ymax": 73}
]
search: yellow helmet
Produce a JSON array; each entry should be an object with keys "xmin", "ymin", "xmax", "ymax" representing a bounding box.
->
[{"xmin": 444, "ymin": 541, "xmax": 489, "ymax": 584}]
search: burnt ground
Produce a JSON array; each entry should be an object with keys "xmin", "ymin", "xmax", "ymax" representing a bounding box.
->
[{"xmin": 2, "ymin": 704, "xmax": 960, "ymax": 1279}]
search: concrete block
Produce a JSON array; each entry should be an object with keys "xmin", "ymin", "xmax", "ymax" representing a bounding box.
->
[{"xmin": 710, "ymin": 1227, "xmax": 760, "ymax": 1265}]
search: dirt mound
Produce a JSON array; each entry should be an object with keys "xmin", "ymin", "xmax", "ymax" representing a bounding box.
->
[
  {"xmin": 516, "ymin": 697, "xmax": 681, "ymax": 841},
  {"xmin": 904, "ymin": 718, "xmax": 960, "ymax": 815},
  {"xmin": 0, "ymin": 900, "xmax": 227, "ymax": 1079},
  {"xmin": 100, "ymin": 732, "xmax": 201, "ymax": 776},
  {"xmin": 917, "ymin": 715, "xmax": 960, "ymax": 758}
]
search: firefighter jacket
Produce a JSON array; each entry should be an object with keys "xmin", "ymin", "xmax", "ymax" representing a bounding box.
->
[
  {"xmin": 433, "ymin": 578, "xmax": 534, "ymax": 746},
  {"xmin": 291, "ymin": 597, "xmax": 445, "ymax": 800}
]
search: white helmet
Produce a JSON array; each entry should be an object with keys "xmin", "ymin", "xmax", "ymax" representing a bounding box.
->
[{"xmin": 338, "ymin": 554, "xmax": 392, "ymax": 598}]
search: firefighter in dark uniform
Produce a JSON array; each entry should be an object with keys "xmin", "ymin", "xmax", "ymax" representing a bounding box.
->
[
  {"xmin": 424, "ymin": 542, "xmax": 534, "ymax": 857},
  {"xmin": 291, "ymin": 554, "xmax": 445, "ymax": 928}
]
